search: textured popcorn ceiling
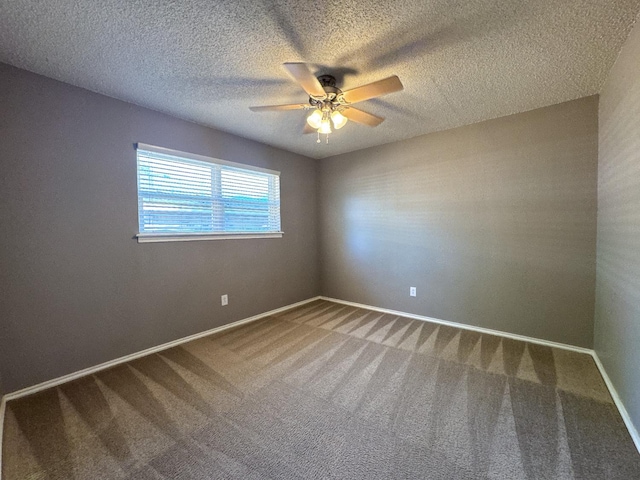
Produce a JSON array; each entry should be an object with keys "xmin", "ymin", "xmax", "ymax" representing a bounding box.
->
[{"xmin": 1, "ymin": 1, "xmax": 639, "ymax": 159}]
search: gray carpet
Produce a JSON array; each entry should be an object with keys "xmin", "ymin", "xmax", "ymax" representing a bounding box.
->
[{"xmin": 3, "ymin": 299, "xmax": 640, "ymax": 479}]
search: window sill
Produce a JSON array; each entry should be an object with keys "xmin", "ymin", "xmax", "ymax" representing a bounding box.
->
[{"xmin": 136, "ymin": 232, "xmax": 284, "ymax": 243}]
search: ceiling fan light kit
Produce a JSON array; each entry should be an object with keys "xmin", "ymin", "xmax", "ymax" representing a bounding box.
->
[
  {"xmin": 306, "ymin": 105, "xmax": 348, "ymax": 141},
  {"xmin": 318, "ymin": 115, "xmax": 333, "ymax": 135},
  {"xmin": 250, "ymin": 62, "xmax": 404, "ymax": 144},
  {"xmin": 331, "ymin": 110, "xmax": 348, "ymax": 129},
  {"xmin": 306, "ymin": 109, "xmax": 323, "ymax": 128}
]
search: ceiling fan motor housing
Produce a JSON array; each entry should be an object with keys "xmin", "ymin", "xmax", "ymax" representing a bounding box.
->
[
  {"xmin": 309, "ymin": 75, "xmax": 345, "ymax": 109},
  {"xmin": 317, "ymin": 74, "xmax": 337, "ymax": 87}
]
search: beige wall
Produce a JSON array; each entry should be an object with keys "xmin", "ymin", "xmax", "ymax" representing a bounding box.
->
[
  {"xmin": 595, "ymin": 16, "xmax": 640, "ymax": 432},
  {"xmin": 319, "ymin": 97, "xmax": 599, "ymax": 347},
  {"xmin": 0, "ymin": 63, "xmax": 319, "ymax": 393}
]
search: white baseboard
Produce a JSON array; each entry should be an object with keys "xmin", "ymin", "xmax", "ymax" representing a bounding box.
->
[
  {"xmin": 592, "ymin": 352, "xmax": 640, "ymax": 453},
  {"xmin": 0, "ymin": 298, "xmax": 323, "ymax": 480},
  {"xmin": 321, "ymin": 295, "xmax": 640, "ymax": 454},
  {"xmin": 2, "ymin": 296, "xmax": 321, "ymax": 403},
  {"xmin": 0, "ymin": 394, "xmax": 5, "ymax": 480},
  {"xmin": 319, "ymin": 296, "xmax": 593, "ymax": 355},
  {"xmin": 2, "ymin": 294, "xmax": 638, "ymax": 475}
]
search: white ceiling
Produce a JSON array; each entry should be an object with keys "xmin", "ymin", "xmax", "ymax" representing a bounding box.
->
[{"xmin": 1, "ymin": 0, "xmax": 639, "ymax": 159}]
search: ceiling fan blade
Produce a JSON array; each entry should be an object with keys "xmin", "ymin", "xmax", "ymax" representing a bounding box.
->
[
  {"xmin": 249, "ymin": 103, "xmax": 308, "ymax": 112},
  {"xmin": 303, "ymin": 123, "xmax": 316, "ymax": 134},
  {"xmin": 341, "ymin": 76, "xmax": 403, "ymax": 104},
  {"xmin": 283, "ymin": 63, "xmax": 327, "ymax": 99},
  {"xmin": 342, "ymin": 107, "xmax": 385, "ymax": 127}
]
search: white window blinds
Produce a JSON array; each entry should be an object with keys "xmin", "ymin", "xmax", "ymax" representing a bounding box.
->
[{"xmin": 136, "ymin": 144, "xmax": 281, "ymax": 241}]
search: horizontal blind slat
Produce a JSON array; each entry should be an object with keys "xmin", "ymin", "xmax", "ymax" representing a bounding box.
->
[{"xmin": 137, "ymin": 146, "xmax": 280, "ymax": 234}]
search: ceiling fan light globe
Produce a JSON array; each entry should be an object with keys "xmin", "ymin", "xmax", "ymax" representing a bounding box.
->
[
  {"xmin": 319, "ymin": 118, "xmax": 332, "ymax": 134},
  {"xmin": 331, "ymin": 110, "xmax": 348, "ymax": 129},
  {"xmin": 307, "ymin": 109, "xmax": 323, "ymax": 129}
]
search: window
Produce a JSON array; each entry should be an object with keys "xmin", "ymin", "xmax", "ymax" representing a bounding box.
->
[{"xmin": 135, "ymin": 143, "xmax": 282, "ymax": 242}]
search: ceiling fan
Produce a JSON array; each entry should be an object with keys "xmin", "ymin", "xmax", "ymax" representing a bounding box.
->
[{"xmin": 249, "ymin": 63, "xmax": 404, "ymax": 143}]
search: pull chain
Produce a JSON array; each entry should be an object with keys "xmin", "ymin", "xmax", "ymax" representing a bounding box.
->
[{"xmin": 315, "ymin": 131, "xmax": 330, "ymax": 144}]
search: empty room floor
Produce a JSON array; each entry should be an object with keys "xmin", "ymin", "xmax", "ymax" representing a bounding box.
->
[{"xmin": 2, "ymin": 299, "xmax": 639, "ymax": 479}]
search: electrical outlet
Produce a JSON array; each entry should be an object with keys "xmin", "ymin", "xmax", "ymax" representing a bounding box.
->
[
  {"xmin": 221, "ymin": 294, "xmax": 228, "ymax": 306},
  {"xmin": 410, "ymin": 287, "xmax": 416, "ymax": 297}
]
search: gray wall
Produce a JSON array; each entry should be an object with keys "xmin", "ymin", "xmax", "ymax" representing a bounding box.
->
[
  {"xmin": 0, "ymin": 63, "xmax": 319, "ymax": 393},
  {"xmin": 319, "ymin": 97, "xmax": 598, "ymax": 347},
  {"xmin": 595, "ymin": 16, "xmax": 640, "ymax": 432}
]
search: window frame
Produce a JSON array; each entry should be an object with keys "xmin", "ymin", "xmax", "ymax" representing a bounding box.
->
[{"xmin": 135, "ymin": 143, "xmax": 283, "ymax": 243}]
